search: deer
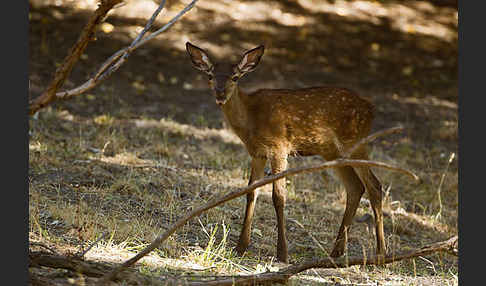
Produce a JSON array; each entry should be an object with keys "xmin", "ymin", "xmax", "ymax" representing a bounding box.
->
[{"xmin": 186, "ymin": 42, "xmax": 386, "ymax": 263}]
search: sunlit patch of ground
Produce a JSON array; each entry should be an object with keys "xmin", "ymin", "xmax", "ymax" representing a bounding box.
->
[
  {"xmin": 31, "ymin": 0, "xmax": 457, "ymax": 53},
  {"xmin": 298, "ymin": 0, "xmax": 457, "ymax": 42}
]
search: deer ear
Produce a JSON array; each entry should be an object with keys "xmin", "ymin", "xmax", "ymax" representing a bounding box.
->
[
  {"xmin": 236, "ymin": 45, "xmax": 264, "ymax": 74},
  {"xmin": 186, "ymin": 42, "xmax": 213, "ymax": 73}
]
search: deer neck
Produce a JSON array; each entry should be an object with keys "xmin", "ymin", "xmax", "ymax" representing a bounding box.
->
[{"xmin": 221, "ymin": 86, "xmax": 249, "ymax": 142}]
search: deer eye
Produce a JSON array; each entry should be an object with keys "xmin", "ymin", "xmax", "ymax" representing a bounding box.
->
[{"xmin": 231, "ymin": 76, "xmax": 239, "ymax": 82}]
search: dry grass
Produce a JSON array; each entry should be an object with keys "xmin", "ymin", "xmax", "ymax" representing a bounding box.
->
[
  {"xmin": 29, "ymin": 107, "xmax": 457, "ymax": 285},
  {"xmin": 29, "ymin": 0, "xmax": 457, "ymax": 284}
]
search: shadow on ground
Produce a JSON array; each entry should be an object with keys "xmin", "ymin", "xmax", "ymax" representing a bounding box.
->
[{"xmin": 29, "ymin": 0, "xmax": 457, "ymax": 149}]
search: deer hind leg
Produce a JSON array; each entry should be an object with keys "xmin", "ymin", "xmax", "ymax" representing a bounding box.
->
[
  {"xmin": 354, "ymin": 166, "xmax": 386, "ymax": 259},
  {"xmin": 236, "ymin": 157, "xmax": 267, "ymax": 255},
  {"xmin": 270, "ymin": 155, "xmax": 289, "ymax": 263},
  {"xmin": 330, "ymin": 165, "xmax": 365, "ymax": 257}
]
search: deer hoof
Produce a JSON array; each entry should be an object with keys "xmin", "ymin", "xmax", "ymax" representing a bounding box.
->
[
  {"xmin": 235, "ymin": 243, "xmax": 248, "ymax": 256},
  {"xmin": 330, "ymin": 246, "xmax": 345, "ymax": 258}
]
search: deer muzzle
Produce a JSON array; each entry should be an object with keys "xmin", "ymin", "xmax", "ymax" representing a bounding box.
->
[{"xmin": 214, "ymin": 87, "xmax": 227, "ymax": 106}]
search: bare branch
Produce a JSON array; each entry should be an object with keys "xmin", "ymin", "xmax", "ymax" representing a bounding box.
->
[
  {"xmin": 76, "ymin": 232, "xmax": 108, "ymax": 258},
  {"xmin": 186, "ymin": 236, "xmax": 458, "ymax": 286},
  {"xmin": 30, "ymin": 236, "xmax": 457, "ymax": 285},
  {"xmin": 130, "ymin": 0, "xmax": 198, "ymax": 50},
  {"xmin": 56, "ymin": 0, "xmax": 199, "ymax": 101},
  {"xmin": 88, "ymin": 0, "xmax": 170, "ymax": 83},
  {"xmin": 129, "ymin": 0, "xmax": 167, "ymax": 48},
  {"xmin": 29, "ymin": 0, "xmax": 200, "ymax": 115},
  {"xmin": 29, "ymin": 251, "xmax": 166, "ymax": 284},
  {"xmin": 29, "ymin": 242, "xmax": 59, "ymax": 255},
  {"xmin": 343, "ymin": 125, "xmax": 405, "ymax": 158},
  {"xmin": 96, "ymin": 156, "xmax": 418, "ymax": 284},
  {"xmin": 28, "ymin": 0, "xmax": 124, "ymax": 115}
]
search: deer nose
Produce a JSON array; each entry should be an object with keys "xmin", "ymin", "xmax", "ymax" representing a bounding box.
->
[
  {"xmin": 215, "ymin": 93, "xmax": 227, "ymax": 106},
  {"xmin": 214, "ymin": 89, "xmax": 226, "ymax": 106},
  {"xmin": 215, "ymin": 85, "xmax": 225, "ymax": 94}
]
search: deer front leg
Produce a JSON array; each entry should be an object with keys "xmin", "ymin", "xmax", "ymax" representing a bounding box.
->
[
  {"xmin": 236, "ymin": 157, "xmax": 267, "ymax": 255},
  {"xmin": 271, "ymin": 155, "xmax": 289, "ymax": 263}
]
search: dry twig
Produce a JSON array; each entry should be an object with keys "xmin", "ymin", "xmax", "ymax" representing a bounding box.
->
[
  {"xmin": 29, "ymin": 236, "xmax": 457, "ymax": 285},
  {"xmin": 76, "ymin": 232, "xmax": 108, "ymax": 258},
  {"xmin": 185, "ymin": 235, "xmax": 458, "ymax": 286},
  {"xmin": 28, "ymin": 251, "xmax": 167, "ymax": 284},
  {"xmin": 28, "ymin": 0, "xmax": 124, "ymax": 115},
  {"xmin": 29, "ymin": 0, "xmax": 199, "ymax": 115},
  {"xmin": 29, "ymin": 242, "xmax": 59, "ymax": 255}
]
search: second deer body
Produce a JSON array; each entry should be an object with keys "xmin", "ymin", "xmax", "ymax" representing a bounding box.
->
[{"xmin": 186, "ymin": 42, "xmax": 385, "ymax": 263}]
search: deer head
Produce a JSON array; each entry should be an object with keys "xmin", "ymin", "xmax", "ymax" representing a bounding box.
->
[{"xmin": 186, "ymin": 42, "xmax": 264, "ymax": 106}]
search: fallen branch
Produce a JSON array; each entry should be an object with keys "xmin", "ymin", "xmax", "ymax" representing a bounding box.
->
[
  {"xmin": 96, "ymin": 127, "xmax": 418, "ymax": 284},
  {"xmin": 28, "ymin": 251, "xmax": 169, "ymax": 284},
  {"xmin": 30, "ymin": 252, "xmax": 110, "ymax": 278},
  {"xmin": 29, "ymin": 236, "xmax": 457, "ymax": 285},
  {"xmin": 28, "ymin": 0, "xmax": 124, "ymax": 115},
  {"xmin": 97, "ymin": 159, "xmax": 418, "ymax": 284},
  {"xmin": 29, "ymin": 0, "xmax": 199, "ymax": 115},
  {"xmin": 29, "ymin": 242, "xmax": 59, "ymax": 255},
  {"xmin": 186, "ymin": 235, "xmax": 458, "ymax": 286}
]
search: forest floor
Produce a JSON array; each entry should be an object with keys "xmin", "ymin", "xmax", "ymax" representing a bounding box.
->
[{"xmin": 29, "ymin": 0, "xmax": 458, "ymax": 285}]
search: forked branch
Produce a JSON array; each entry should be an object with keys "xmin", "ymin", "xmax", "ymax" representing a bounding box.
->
[
  {"xmin": 30, "ymin": 236, "xmax": 457, "ymax": 285},
  {"xmin": 29, "ymin": 0, "xmax": 199, "ymax": 115},
  {"xmin": 28, "ymin": 0, "xmax": 123, "ymax": 115},
  {"xmin": 97, "ymin": 127, "xmax": 419, "ymax": 284}
]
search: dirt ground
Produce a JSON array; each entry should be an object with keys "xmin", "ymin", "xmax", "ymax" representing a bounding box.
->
[{"xmin": 29, "ymin": 0, "xmax": 458, "ymax": 285}]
